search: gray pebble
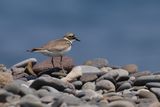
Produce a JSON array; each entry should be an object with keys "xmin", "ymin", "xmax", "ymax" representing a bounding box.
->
[{"xmin": 96, "ymin": 80, "xmax": 115, "ymax": 92}]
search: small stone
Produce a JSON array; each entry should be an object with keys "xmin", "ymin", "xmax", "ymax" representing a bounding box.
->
[
  {"xmin": 131, "ymin": 71, "xmax": 151, "ymax": 78},
  {"xmin": 0, "ymin": 89, "xmax": 13, "ymax": 102},
  {"xmin": 137, "ymin": 89, "xmax": 158, "ymax": 101},
  {"xmin": 84, "ymin": 58, "xmax": 108, "ymax": 68},
  {"xmin": 100, "ymin": 67, "xmax": 112, "ymax": 73},
  {"xmin": 35, "ymin": 89, "xmax": 50, "ymax": 98},
  {"xmin": 0, "ymin": 72, "xmax": 13, "ymax": 87},
  {"xmin": 107, "ymin": 100, "xmax": 135, "ymax": 107},
  {"xmin": 82, "ymin": 82, "xmax": 96, "ymax": 90},
  {"xmin": 61, "ymin": 66, "xmax": 82, "ymax": 82},
  {"xmin": 72, "ymin": 81, "xmax": 83, "ymax": 89},
  {"xmin": 134, "ymin": 75, "xmax": 160, "ymax": 86},
  {"xmin": 12, "ymin": 58, "xmax": 37, "ymax": 68},
  {"xmin": 150, "ymin": 88, "xmax": 160, "ymax": 100},
  {"xmin": 33, "ymin": 56, "xmax": 74, "ymax": 74},
  {"xmin": 41, "ymin": 86, "xmax": 60, "ymax": 94},
  {"xmin": 96, "ymin": 80, "xmax": 115, "ymax": 92},
  {"xmin": 80, "ymin": 74, "xmax": 98, "ymax": 83},
  {"xmin": 76, "ymin": 89, "xmax": 103, "ymax": 101},
  {"xmin": 117, "ymin": 82, "xmax": 132, "ymax": 92},
  {"xmin": 122, "ymin": 64, "xmax": 138, "ymax": 73},
  {"xmin": 146, "ymin": 82, "xmax": 160, "ymax": 89},
  {"xmin": 30, "ymin": 75, "xmax": 74, "ymax": 91},
  {"xmin": 20, "ymin": 94, "xmax": 43, "ymax": 107},
  {"xmin": 149, "ymin": 102, "xmax": 160, "ymax": 107},
  {"xmin": 40, "ymin": 95, "xmax": 54, "ymax": 104},
  {"xmin": 116, "ymin": 75, "xmax": 129, "ymax": 82}
]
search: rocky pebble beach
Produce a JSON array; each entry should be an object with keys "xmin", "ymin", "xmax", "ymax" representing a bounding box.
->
[{"xmin": 0, "ymin": 57, "xmax": 160, "ymax": 107}]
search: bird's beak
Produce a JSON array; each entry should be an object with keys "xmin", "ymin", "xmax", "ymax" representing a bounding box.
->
[{"xmin": 75, "ymin": 37, "xmax": 80, "ymax": 42}]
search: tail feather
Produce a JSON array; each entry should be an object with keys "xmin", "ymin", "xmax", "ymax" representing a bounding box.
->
[{"xmin": 27, "ymin": 48, "xmax": 43, "ymax": 52}]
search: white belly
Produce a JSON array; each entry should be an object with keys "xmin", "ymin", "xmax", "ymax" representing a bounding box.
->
[{"xmin": 38, "ymin": 46, "xmax": 71, "ymax": 57}]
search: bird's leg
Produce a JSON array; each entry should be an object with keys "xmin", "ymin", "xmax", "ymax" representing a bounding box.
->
[
  {"xmin": 51, "ymin": 57, "xmax": 54, "ymax": 68},
  {"xmin": 60, "ymin": 55, "xmax": 66, "ymax": 74}
]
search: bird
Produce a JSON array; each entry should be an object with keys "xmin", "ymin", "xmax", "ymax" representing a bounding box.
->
[{"xmin": 27, "ymin": 32, "xmax": 80, "ymax": 73}]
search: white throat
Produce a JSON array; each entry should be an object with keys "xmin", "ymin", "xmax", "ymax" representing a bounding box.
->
[{"xmin": 64, "ymin": 37, "xmax": 75, "ymax": 44}]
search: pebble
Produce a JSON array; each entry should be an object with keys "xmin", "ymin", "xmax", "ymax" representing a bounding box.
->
[
  {"xmin": 20, "ymin": 94, "xmax": 43, "ymax": 107},
  {"xmin": 80, "ymin": 73, "xmax": 98, "ymax": 83},
  {"xmin": 30, "ymin": 75, "xmax": 74, "ymax": 91},
  {"xmin": 107, "ymin": 100, "xmax": 135, "ymax": 107},
  {"xmin": 96, "ymin": 80, "xmax": 115, "ymax": 92},
  {"xmin": 146, "ymin": 82, "xmax": 160, "ymax": 89},
  {"xmin": 134, "ymin": 75, "xmax": 160, "ymax": 86},
  {"xmin": 0, "ymin": 72, "xmax": 13, "ymax": 87},
  {"xmin": 72, "ymin": 81, "xmax": 83, "ymax": 89},
  {"xmin": 84, "ymin": 58, "xmax": 108, "ymax": 68},
  {"xmin": 122, "ymin": 64, "xmax": 138, "ymax": 74},
  {"xmin": 82, "ymin": 82, "xmax": 96, "ymax": 90},
  {"xmin": 150, "ymin": 88, "xmax": 160, "ymax": 100},
  {"xmin": 117, "ymin": 82, "xmax": 132, "ymax": 91}
]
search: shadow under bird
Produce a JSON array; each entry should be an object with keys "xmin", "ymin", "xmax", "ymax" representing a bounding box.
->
[{"xmin": 27, "ymin": 32, "xmax": 80, "ymax": 73}]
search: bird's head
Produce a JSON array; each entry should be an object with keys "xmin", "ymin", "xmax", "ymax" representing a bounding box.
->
[{"xmin": 64, "ymin": 32, "xmax": 80, "ymax": 42}]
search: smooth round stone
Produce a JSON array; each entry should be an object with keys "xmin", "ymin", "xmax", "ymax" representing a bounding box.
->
[
  {"xmin": 150, "ymin": 88, "xmax": 160, "ymax": 100},
  {"xmin": 0, "ymin": 89, "xmax": 13, "ymax": 102},
  {"xmin": 84, "ymin": 58, "xmax": 109, "ymax": 68},
  {"xmin": 97, "ymin": 74, "xmax": 116, "ymax": 85},
  {"xmin": 96, "ymin": 80, "xmax": 115, "ymax": 92},
  {"xmin": 137, "ymin": 89, "xmax": 158, "ymax": 101},
  {"xmin": 117, "ymin": 82, "xmax": 132, "ymax": 92},
  {"xmin": 107, "ymin": 100, "xmax": 135, "ymax": 107},
  {"xmin": 0, "ymin": 72, "xmax": 13, "ymax": 87},
  {"xmin": 116, "ymin": 75, "xmax": 129, "ymax": 82},
  {"xmin": 20, "ymin": 94, "xmax": 43, "ymax": 107},
  {"xmin": 134, "ymin": 75, "xmax": 160, "ymax": 86},
  {"xmin": 149, "ymin": 102, "xmax": 160, "ymax": 107},
  {"xmin": 35, "ymin": 89, "xmax": 50, "ymax": 98},
  {"xmin": 12, "ymin": 58, "xmax": 37, "ymax": 68},
  {"xmin": 40, "ymin": 95, "xmax": 54, "ymax": 104},
  {"xmin": 107, "ymin": 96, "xmax": 123, "ymax": 102},
  {"xmin": 82, "ymin": 82, "xmax": 96, "ymax": 90},
  {"xmin": 41, "ymin": 86, "xmax": 60, "ymax": 94},
  {"xmin": 122, "ymin": 64, "xmax": 138, "ymax": 74},
  {"xmin": 146, "ymin": 82, "xmax": 160, "ymax": 89},
  {"xmin": 30, "ymin": 75, "xmax": 74, "ymax": 91},
  {"xmin": 76, "ymin": 90, "xmax": 103, "ymax": 101},
  {"xmin": 53, "ymin": 94, "xmax": 83, "ymax": 106},
  {"xmin": 72, "ymin": 81, "xmax": 83, "ymax": 89},
  {"xmin": 80, "ymin": 74, "xmax": 98, "ymax": 83}
]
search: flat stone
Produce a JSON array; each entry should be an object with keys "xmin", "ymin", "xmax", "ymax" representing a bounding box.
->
[
  {"xmin": 117, "ymin": 82, "xmax": 132, "ymax": 92},
  {"xmin": 0, "ymin": 72, "xmax": 13, "ymax": 87},
  {"xmin": 122, "ymin": 64, "xmax": 138, "ymax": 74},
  {"xmin": 137, "ymin": 89, "xmax": 158, "ymax": 101},
  {"xmin": 82, "ymin": 82, "xmax": 96, "ymax": 90},
  {"xmin": 80, "ymin": 74, "xmax": 98, "ymax": 83},
  {"xmin": 107, "ymin": 100, "xmax": 135, "ymax": 107},
  {"xmin": 33, "ymin": 56, "xmax": 74, "ymax": 74},
  {"xmin": 131, "ymin": 71, "xmax": 151, "ymax": 78},
  {"xmin": 116, "ymin": 75, "xmax": 129, "ymax": 82},
  {"xmin": 96, "ymin": 80, "xmax": 115, "ymax": 92},
  {"xmin": 61, "ymin": 66, "xmax": 82, "ymax": 82},
  {"xmin": 20, "ymin": 94, "xmax": 43, "ymax": 107},
  {"xmin": 150, "ymin": 88, "xmax": 160, "ymax": 100},
  {"xmin": 97, "ymin": 74, "xmax": 116, "ymax": 85},
  {"xmin": 84, "ymin": 58, "xmax": 108, "ymax": 68},
  {"xmin": 134, "ymin": 75, "xmax": 160, "ymax": 86},
  {"xmin": 30, "ymin": 75, "xmax": 74, "ymax": 91},
  {"xmin": 146, "ymin": 82, "xmax": 160, "ymax": 89},
  {"xmin": 11, "ymin": 58, "xmax": 37, "ymax": 68}
]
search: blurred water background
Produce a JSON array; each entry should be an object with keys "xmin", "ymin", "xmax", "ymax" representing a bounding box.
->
[{"xmin": 1, "ymin": 0, "xmax": 160, "ymax": 71}]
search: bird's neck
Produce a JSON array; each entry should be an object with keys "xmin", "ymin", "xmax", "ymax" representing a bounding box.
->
[{"xmin": 64, "ymin": 37, "xmax": 74, "ymax": 44}]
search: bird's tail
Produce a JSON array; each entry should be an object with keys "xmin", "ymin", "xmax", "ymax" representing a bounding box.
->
[{"xmin": 27, "ymin": 48, "xmax": 43, "ymax": 52}]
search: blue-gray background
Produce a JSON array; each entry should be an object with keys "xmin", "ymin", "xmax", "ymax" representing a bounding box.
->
[{"xmin": 1, "ymin": 0, "xmax": 160, "ymax": 71}]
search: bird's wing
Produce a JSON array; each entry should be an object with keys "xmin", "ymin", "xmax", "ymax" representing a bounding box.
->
[{"xmin": 42, "ymin": 39, "xmax": 70, "ymax": 52}]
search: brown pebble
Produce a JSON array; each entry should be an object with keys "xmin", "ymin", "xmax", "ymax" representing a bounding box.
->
[{"xmin": 122, "ymin": 64, "xmax": 138, "ymax": 74}]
